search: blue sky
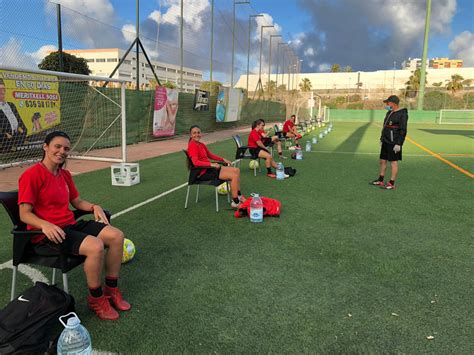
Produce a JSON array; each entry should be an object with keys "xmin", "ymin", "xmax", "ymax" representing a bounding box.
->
[{"xmin": 0, "ymin": 0, "xmax": 472, "ymax": 76}]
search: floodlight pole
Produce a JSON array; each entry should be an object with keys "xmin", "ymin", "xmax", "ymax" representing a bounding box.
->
[
  {"xmin": 276, "ymin": 42, "xmax": 288, "ymax": 94},
  {"xmin": 247, "ymin": 14, "xmax": 264, "ymax": 96},
  {"xmin": 180, "ymin": 0, "xmax": 184, "ymax": 92},
  {"xmin": 210, "ymin": 0, "xmax": 214, "ymax": 83},
  {"xmin": 136, "ymin": 0, "xmax": 140, "ymax": 90},
  {"xmin": 231, "ymin": 1, "xmax": 250, "ymax": 88},
  {"xmin": 268, "ymin": 34, "xmax": 281, "ymax": 99},
  {"xmin": 417, "ymin": 0, "xmax": 431, "ymax": 110},
  {"xmin": 253, "ymin": 25, "xmax": 274, "ymax": 99},
  {"xmin": 56, "ymin": 4, "xmax": 64, "ymax": 72}
]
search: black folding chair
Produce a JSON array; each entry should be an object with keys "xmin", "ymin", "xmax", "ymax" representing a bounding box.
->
[
  {"xmin": 232, "ymin": 135, "xmax": 261, "ymax": 176},
  {"xmin": 273, "ymin": 125, "xmax": 292, "ymax": 149},
  {"xmin": 0, "ymin": 191, "xmax": 111, "ymax": 300},
  {"xmin": 183, "ymin": 150, "xmax": 230, "ymax": 212}
]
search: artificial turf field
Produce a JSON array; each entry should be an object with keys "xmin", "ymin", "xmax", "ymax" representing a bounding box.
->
[{"xmin": 0, "ymin": 122, "xmax": 472, "ymax": 354}]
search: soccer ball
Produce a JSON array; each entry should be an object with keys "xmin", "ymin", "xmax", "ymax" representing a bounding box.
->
[
  {"xmin": 122, "ymin": 238, "xmax": 136, "ymax": 264},
  {"xmin": 217, "ymin": 182, "xmax": 230, "ymax": 195},
  {"xmin": 249, "ymin": 160, "xmax": 259, "ymax": 170}
]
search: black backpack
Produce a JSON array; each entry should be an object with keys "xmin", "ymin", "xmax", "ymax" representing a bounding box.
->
[
  {"xmin": 284, "ymin": 167, "xmax": 297, "ymax": 177},
  {"xmin": 0, "ymin": 282, "xmax": 75, "ymax": 354}
]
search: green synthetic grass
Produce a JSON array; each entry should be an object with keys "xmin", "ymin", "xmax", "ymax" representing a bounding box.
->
[{"xmin": 0, "ymin": 122, "xmax": 473, "ymax": 353}]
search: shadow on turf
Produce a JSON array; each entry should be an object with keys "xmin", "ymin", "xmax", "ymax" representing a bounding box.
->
[
  {"xmin": 418, "ymin": 129, "xmax": 474, "ymax": 138},
  {"xmin": 335, "ymin": 122, "xmax": 373, "ymax": 152}
]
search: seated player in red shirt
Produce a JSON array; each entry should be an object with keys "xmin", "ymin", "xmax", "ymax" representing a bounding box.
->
[
  {"xmin": 18, "ymin": 131, "xmax": 130, "ymax": 321},
  {"xmin": 187, "ymin": 125, "xmax": 245, "ymax": 208},
  {"xmin": 257, "ymin": 119, "xmax": 286, "ymax": 159},
  {"xmin": 282, "ymin": 114, "xmax": 302, "ymax": 148},
  {"xmin": 248, "ymin": 119, "xmax": 287, "ymax": 178}
]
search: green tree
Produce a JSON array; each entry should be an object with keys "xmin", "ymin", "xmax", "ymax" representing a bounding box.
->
[
  {"xmin": 264, "ymin": 80, "xmax": 277, "ymax": 98},
  {"xmin": 330, "ymin": 64, "xmax": 340, "ymax": 73},
  {"xmin": 199, "ymin": 81, "xmax": 222, "ymax": 96},
  {"xmin": 343, "ymin": 65, "xmax": 352, "ymax": 72},
  {"xmin": 445, "ymin": 74, "xmax": 464, "ymax": 95},
  {"xmin": 277, "ymin": 84, "xmax": 287, "ymax": 92},
  {"xmin": 432, "ymin": 82, "xmax": 443, "ymax": 87},
  {"xmin": 298, "ymin": 78, "xmax": 312, "ymax": 92},
  {"xmin": 404, "ymin": 69, "xmax": 427, "ymax": 97},
  {"xmin": 149, "ymin": 79, "xmax": 176, "ymax": 89},
  {"xmin": 38, "ymin": 51, "xmax": 90, "ymax": 75}
]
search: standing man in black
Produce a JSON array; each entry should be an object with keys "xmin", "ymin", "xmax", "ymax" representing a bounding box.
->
[
  {"xmin": 0, "ymin": 78, "xmax": 28, "ymax": 152},
  {"xmin": 371, "ymin": 95, "xmax": 408, "ymax": 189}
]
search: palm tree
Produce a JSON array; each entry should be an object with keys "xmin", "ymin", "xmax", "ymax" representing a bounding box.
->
[
  {"xmin": 343, "ymin": 66, "xmax": 352, "ymax": 72},
  {"xmin": 445, "ymin": 74, "xmax": 464, "ymax": 95},
  {"xmin": 405, "ymin": 69, "xmax": 427, "ymax": 97},
  {"xmin": 264, "ymin": 80, "xmax": 277, "ymax": 99},
  {"xmin": 299, "ymin": 78, "xmax": 312, "ymax": 92},
  {"xmin": 330, "ymin": 64, "xmax": 340, "ymax": 73}
]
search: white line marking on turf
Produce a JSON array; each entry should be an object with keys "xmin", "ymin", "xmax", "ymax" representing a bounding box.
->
[
  {"xmin": 305, "ymin": 150, "xmax": 432, "ymax": 157},
  {"xmin": 111, "ymin": 182, "xmax": 188, "ymax": 219},
  {"xmin": 0, "ymin": 260, "xmax": 48, "ymax": 283}
]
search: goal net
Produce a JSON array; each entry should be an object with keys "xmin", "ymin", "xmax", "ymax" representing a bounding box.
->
[
  {"xmin": 0, "ymin": 66, "xmax": 127, "ymax": 169},
  {"xmin": 439, "ymin": 109, "xmax": 474, "ymax": 125}
]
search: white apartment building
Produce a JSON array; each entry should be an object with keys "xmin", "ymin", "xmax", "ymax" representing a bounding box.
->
[{"xmin": 65, "ymin": 48, "xmax": 203, "ymax": 92}]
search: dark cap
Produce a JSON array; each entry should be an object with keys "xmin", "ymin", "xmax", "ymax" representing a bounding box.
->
[{"xmin": 383, "ymin": 95, "xmax": 400, "ymax": 105}]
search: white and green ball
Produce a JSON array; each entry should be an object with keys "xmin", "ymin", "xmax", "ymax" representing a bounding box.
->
[
  {"xmin": 122, "ymin": 238, "xmax": 136, "ymax": 264},
  {"xmin": 217, "ymin": 182, "xmax": 230, "ymax": 195},
  {"xmin": 249, "ymin": 160, "xmax": 259, "ymax": 170}
]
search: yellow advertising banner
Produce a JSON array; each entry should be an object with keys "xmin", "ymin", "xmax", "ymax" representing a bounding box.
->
[{"xmin": 0, "ymin": 69, "xmax": 60, "ymax": 152}]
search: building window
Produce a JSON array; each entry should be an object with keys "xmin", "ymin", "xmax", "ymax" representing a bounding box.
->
[
  {"xmin": 123, "ymin": 60, "xmax": 131, "ymax": 65},
  {"xmin": 107, "ymin": 58, "xmax": 118, "ymax": 62},
  {"xmin": 145, "ymin": 64, "xmax": 150, "ymax": 68},
  {"xmin": 85, "ymin": 58, "xmax": 95, "ymax": 63},
  {"xmin": 96, "ymin": 58, "xmax": 106, "ymax": 63}
]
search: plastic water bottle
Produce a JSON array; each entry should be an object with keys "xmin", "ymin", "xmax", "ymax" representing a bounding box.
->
[
  {"xmin": 276, "ymin": 162, "xmax": 285, "ymax": 180},
  {"xmin": 319, "ymin": 133, "xmax": 323, "ymax": 139},
  {"xmin": 296, "ymin": 147, "xmax": 303, "ymax": 160},
  {"xmin": 57, "ymin": 312, "xmax": 92, "ymax": 355},
  {"xmin": 324, "ymin": 129, "xmax": 328, "ymax": 135},
  {"xmin": 305, "ymin": 140, "xmax": 312, "ymax": 152},
  {"xmin": 312, "ymin": 137, "xmax": 318, "ymax": 144},
  {"xmin": 250, "ymin": 194, "xmax": 264, "ymax": 223}
]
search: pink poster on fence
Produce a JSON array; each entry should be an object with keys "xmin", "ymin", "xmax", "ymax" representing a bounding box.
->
[{"xmin": 153, "ymin": 86, "xmax": 179, "ymax": 137}]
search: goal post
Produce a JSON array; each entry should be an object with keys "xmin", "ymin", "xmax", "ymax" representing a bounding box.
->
[
  {"xmin": 0, "ymin": 66, "xmax": 128, "ymax": 169},
  {"xmin": 439, "ymin": 109, "xmax": 474, "ymax": 125}
]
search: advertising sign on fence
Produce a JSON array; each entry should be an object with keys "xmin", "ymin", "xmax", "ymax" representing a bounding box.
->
[
  {"xmin": 193, "ymin": 89, "xmax": 209, "ymax": 111},
  {"xmin": 153, "ymin": 86, "xmax": 179, "ymax": 137},
  {"xmin": 0, "ymin": 69, "xmax": 60, "ymax": 153},
  {"xmin": 216, "ymin": 87, "xmax": 243, "ymax": 122}
]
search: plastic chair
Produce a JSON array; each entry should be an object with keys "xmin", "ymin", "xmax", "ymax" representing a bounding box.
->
[
  {"xmin": 232, "ymin": 135, "xmax": 261, "ymax": 177},
  {"xmin": 273, "ymin": 125, "xmax": 292, "ymax": 149},
  {"xmin": 0, "ymin": 191, "xmax": 111, "ymax": 301},
  {"xmin": 183, "ymin": 150, "xmax": 230, "ymax": 212}
]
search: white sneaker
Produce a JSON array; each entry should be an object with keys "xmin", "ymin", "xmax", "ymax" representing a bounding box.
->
[
  {"xmin": 284, "ymin": 174, "xmax": 290, "ymax": 179},
  {"xmin": 230, "ymin": 201, "xmax": 240, "ymax": 208}
]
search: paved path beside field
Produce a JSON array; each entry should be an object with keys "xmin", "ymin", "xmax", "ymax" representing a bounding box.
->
[{"xmin": 0, "ymin": 125, "xmax": 254, "ymax": 191}]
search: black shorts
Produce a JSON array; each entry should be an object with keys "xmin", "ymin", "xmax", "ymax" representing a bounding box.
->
[
  {"xmin": 249, "ymin": 147, "xmax": 269, "ymax": 160},
  {"xmin": 33, "ymin": 220, "xmax": 108, "ymax": 256},
  {"xmin": 198, "ymin": 169, "xmax": 219, "ymax": 181},
  {"xmin": 261, "ymin": 137, "xmax": 274, "ymax": 147},
  {"xmin": 380, "ymin": 142, "xmax": 402, "ymax": 161}
]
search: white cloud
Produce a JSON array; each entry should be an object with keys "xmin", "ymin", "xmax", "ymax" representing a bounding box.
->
[
  {"xmin": 449, "ymin": 31, "xmax": 474, "ymax": 66},
  {"xmin": 318, "ymin": 63, "xmax": 331, "ymax": 72},
  {"xmin": 0, "ymin": 38, "xmax": 38, "ymax": 68},
  {"xmin": 121, "ymin": 24, "xmax": 136, "ymax": 44},
  {"xmin": 160, "ymin": 0, "xmax": 210, "ymax": 32},
  {"xmin": 149, "ymin": 10, "xmax": 162, "ymax": 24},
  {"xmin": 304, "ymin": 47, "xmax": 315, "ymax": 56},
  {"xmin": 254, "ymin": 14, "xmax": 281, "ymax": 41},
  {"xmin": 55, "ymin": 0, "xmax": 115, "ymax": 22},
  {"xmin": 27, "ymin": 45, "xmax": 58, "ymax": 64}
]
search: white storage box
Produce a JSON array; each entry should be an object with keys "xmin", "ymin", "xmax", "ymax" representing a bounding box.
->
[{"xmin": 111, "ymin": 163, "xmax": 140, "ymax": 186}]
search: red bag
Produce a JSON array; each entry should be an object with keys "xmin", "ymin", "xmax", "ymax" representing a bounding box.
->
[{"xmin": 234, "ymin": 196, "xmax": 281, "ymax": 218}]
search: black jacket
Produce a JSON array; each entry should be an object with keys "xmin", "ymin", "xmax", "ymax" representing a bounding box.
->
[
  {"xmin": 380, "ymin": 108, "xmax": 408, "ymax": 146},
  {"xmin": 0, "ymin": 102, "xmax": 28, "ymax": 152}
]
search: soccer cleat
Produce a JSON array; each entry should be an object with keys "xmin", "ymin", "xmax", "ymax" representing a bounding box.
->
[
  {"xmin": 267, "ymin": 173, "xmax": 276, "ymax": 178},
  {"xmin": 104, "ymin": 286, "xmax": 131, "ymax": 311},
  {"xmin": 87, "ymin": 295, "xmax": 120, "ymax": 320},
  {"xmin": 370, "ymin": 179, "xmax": 385, "ymax": 186},
  {"xmin": 230, "ymin": 201, "xmax": 241, "ymax": 208},
  {"xmin": 383, "ymin": 182, "xmax": 396, "ymax": 190}
]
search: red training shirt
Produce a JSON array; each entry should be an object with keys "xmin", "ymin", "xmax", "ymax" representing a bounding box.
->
[
  {"xmin": 187, "ymin": 139, "xmax": 224, "ymax": 175},
  {"xmin": 18, "ymin": 163, "xmax": 79, "ymax": 243},
  {"xmin": 247, "ymin": 128, "xmax": 262, "ymax": 148},
  {"xmin": 283, "ymin": 120, "xmax": 294, "ymax": 133}
]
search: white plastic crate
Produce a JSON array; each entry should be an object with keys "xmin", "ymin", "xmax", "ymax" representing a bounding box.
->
[{"xmin": 111, "ymin": 163, "xmax": 140, "ymax": 186}]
